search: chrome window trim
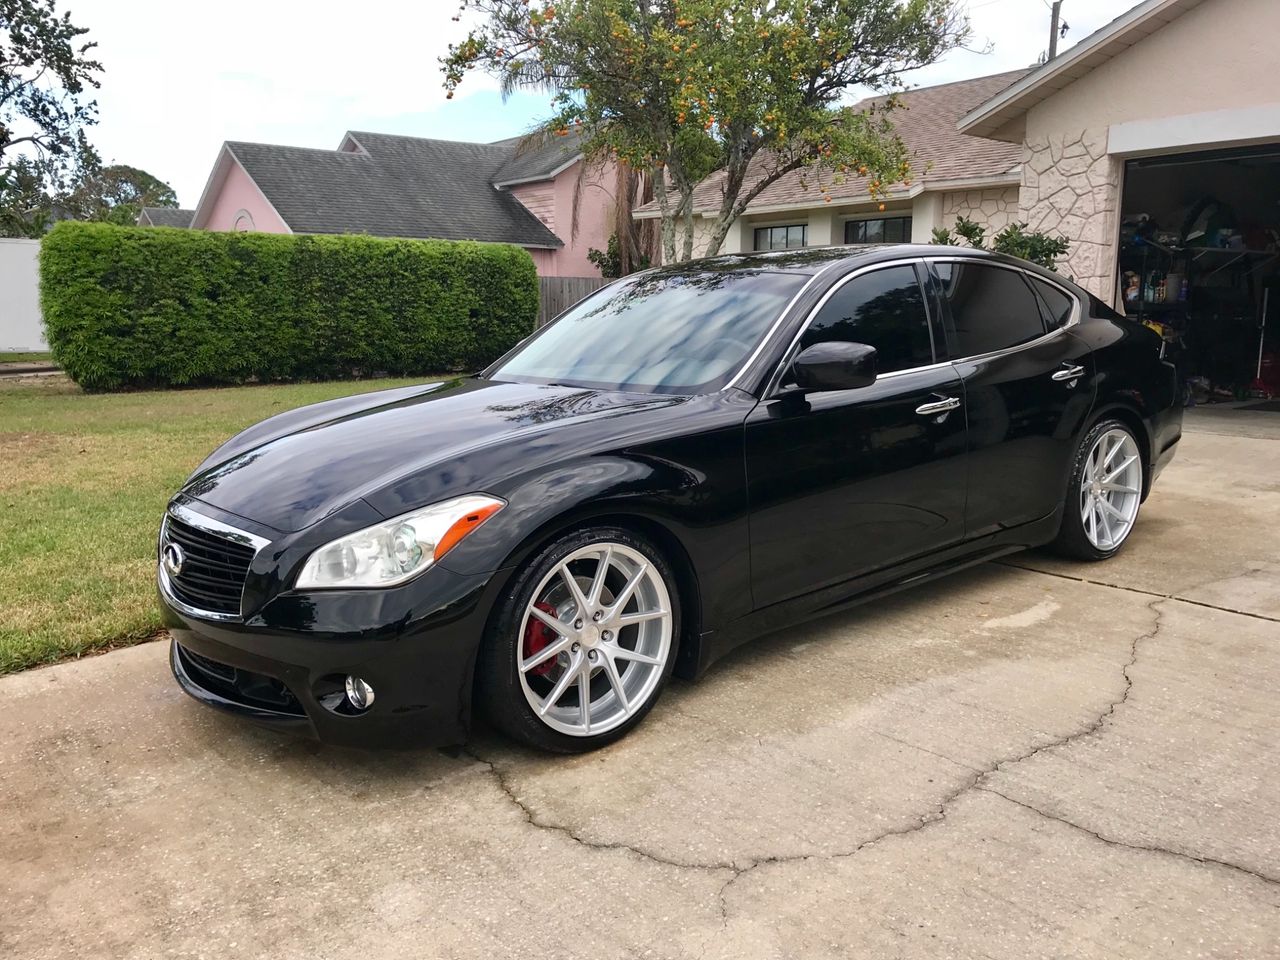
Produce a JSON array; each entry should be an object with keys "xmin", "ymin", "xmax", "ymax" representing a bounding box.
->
[
  {"xmin": 721, "ymin": 258, "xmax": 851, "ymax": 392},
  {"xmin": 157, "ymin": 504, "xmax": 271, "ymax": 622},
  {"xmin": 923, "ymin": 256, "xmax": 1083, "ymax": 365},
  {"xmin": 762, "ymin": 257, "xmax": 938, "ymax": 397}
]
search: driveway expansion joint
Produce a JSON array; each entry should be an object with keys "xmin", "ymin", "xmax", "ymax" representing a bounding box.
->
[
  {"xmin": 976, "ymin": 785, "xmax": 1280, "ymax": 887},
  {"xmin": 999, "ymin": 559, "xmax": 1280, "ymax": 623}
]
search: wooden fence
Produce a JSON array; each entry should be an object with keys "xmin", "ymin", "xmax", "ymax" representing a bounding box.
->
[{"xmin": 538, "ymin": 275, "xmax": 607, "ymax": 327}]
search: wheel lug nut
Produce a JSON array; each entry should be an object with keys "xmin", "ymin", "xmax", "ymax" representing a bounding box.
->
[
  {"xmin": 588, "ymin": 650, "xmax": 598, "ymax": 662},
  {"xmin": 574, "ymin": 619, "xmax": 583, "ymax": 629},
  {"xmin": 592, "ymin": 610, "xmax": 602, "ymax": 621},
  {"xmin": 571, "ymin": 642, "xmax": 580, "ymax": 652},
  {"xmin": 601, "ymin": 630, "xmax": 612, "ymax": 641}
]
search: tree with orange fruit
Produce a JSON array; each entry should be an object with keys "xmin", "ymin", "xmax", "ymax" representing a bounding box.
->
[{"xmin": 443, "ymin": 0, "xmax": 967, "ymax": 265}]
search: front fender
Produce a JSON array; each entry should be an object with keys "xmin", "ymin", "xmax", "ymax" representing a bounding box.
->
[{"xmin": 438, "ymin": 450, "xmax": 752, "ymax": 634}]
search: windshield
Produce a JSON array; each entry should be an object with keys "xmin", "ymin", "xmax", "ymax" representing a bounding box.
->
[{"xmin": 488, "ymin": 268, "xmax": 810, "ymax": 394}]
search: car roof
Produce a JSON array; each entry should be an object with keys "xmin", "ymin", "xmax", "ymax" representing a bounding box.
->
[{"xmin": 647, "ymin": 244, "xmax": 999, "ymax": 277}]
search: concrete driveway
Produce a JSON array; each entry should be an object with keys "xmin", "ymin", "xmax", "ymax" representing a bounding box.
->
[{"xmin": 3, "ymin": 409, "xmax": 1278, "ymax": 959}]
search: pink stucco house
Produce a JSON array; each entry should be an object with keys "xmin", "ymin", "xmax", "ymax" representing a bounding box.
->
[{"xmin": 184, "ymin": 129, "xmax": 613, "ymax": 278}]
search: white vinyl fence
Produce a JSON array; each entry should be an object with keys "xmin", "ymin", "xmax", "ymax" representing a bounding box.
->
[{"xmin": 0, "ymin": 238, "xmax": 44, "ymax": 351}]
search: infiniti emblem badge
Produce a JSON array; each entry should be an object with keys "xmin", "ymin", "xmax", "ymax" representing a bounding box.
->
[{"xmin": 162, "ymin": 542, "xmax": 186, "ymax": 577}]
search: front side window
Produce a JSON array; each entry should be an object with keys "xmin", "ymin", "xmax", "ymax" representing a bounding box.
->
[
  {"xmin": 934, "ymin": 262, "xmax": 1048, "ymax": 357},
  {"xmin": 798, "ymin": 264, "xmax": 934, "ymax": 374},
  {"xmin": 754, "ymin": 224, "xmax": 807, "ymax": 251},
  {"xmin": 845, "ymin": 217, "xmax": 912, "ymax": 244},
  {"xmin": 489, "ymin": 268, "xmax": 809, "ymax": 394}
]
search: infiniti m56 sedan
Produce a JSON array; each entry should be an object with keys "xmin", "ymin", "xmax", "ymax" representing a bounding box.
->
[{"xmin": 159, "ymin": 245, "xmax": 1182, "ymax": 752}]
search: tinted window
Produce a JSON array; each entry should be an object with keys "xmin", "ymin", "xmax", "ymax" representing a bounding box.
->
[
  {"xmin": 845, "ymin": 217, "xmax": 912, "ymax": 244},
  {"xmin": 936, "ymin": 262, "xmax": 1047, "ymax": 356},
  {"xmin": 1029, "ymin": 276, "xmax": 1074, "ymax": 328},
  {"xmin": 799, "ymin": 265, "xmax": 934, "ymax": 374},
  {"xmin": 490, "ymin": 269, "xmax": 808, "ymax": 394}
]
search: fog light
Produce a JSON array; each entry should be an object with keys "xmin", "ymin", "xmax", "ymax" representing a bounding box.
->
[{"xmin": 345, "ymin": 675, "xmax": 375, "ymax": 711}]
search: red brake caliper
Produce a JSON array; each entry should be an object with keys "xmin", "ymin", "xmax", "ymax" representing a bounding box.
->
[{"xmin": 524, "ymin": 601, "xmax": 560, "ymax": 677}]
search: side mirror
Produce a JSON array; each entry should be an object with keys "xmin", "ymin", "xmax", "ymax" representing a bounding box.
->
[{"xmin": 789, "ymin": 341, "xmax": 878, "ymax": 392}]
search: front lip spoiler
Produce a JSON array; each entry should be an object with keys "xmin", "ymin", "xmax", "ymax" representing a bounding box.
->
[{"xmin": 169, "ymin": 640, "xmax": 313, "ymax": 730}]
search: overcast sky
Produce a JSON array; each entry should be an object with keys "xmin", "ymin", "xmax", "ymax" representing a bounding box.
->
[{"xmin": 78, "ymin": 0, "xmax": 1127, "ymax": 207}]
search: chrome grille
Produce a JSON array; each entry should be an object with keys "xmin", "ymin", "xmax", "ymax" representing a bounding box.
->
[{"xmin": 162, "ymin": 514, "xmax": 256, "ymax": 616}]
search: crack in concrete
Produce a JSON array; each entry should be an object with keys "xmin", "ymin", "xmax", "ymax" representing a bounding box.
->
[
  {"xmin": 710, "ymin": 598, "xmax": 1163, "ymax": 911},
  {"xmin": 465, "ymin": 596, "xmax": 1275, "ymax": 931},
  {"xmin": 998, "ymin": 559, "xmax": 1280, "ymax": 623},
  {"xmin": 977, "ymin": 786, "xmax": 1280, "ymax": 887},
  {"xmin": 458, "ymin": 746, "xmax": 738, "ymax": 875}
]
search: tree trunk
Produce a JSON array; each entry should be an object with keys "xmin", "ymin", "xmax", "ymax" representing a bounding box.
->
[
  {"xmin": 702, "ymin": 212, "xmax": 735, "ymax": 259},
  {"xmin": 652, "ymin": 172, "xmax": 677, "ymax": 265},
  {"xmin": 679, "ymin": 187, "xmax": 695, "ymax": 262}
]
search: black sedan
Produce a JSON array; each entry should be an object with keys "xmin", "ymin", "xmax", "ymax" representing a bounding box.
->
[{"xmin": 159, "ymin": 245, "xmax": 1182, "ymax": 752}]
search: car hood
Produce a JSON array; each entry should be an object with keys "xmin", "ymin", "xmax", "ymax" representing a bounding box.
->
[{"xmin": 183, "ymin": 378, "xmax": 685, "ymax": 532}]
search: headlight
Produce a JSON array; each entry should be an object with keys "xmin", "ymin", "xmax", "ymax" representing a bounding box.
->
[{"xmin": 295, "ymin": 494, "xmax": 505, "ymax": 589}]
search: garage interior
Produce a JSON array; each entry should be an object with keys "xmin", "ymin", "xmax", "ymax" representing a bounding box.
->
[{"xmin": 1117, "ymin": 144, "xmax": 1280, "ymax": 408}]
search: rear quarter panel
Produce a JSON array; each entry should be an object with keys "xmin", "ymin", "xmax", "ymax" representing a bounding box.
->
[{"xmin": 1067, "ymin": 309, "xmax": 1182, "ymax": 490}]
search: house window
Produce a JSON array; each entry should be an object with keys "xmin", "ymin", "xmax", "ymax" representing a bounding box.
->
[
  {"xmin": 754, "ymin": 224, "xmax": 807, "ymax": 251},
  {"xmin": 844, "ymin": 216, "xmax": 912, "ymax": 244}
]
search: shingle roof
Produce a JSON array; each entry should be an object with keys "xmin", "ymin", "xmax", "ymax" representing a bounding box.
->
[
  {"xmin": 226, "ymin": 133, "xmax": 564, "ymax": 247},
  {"xmin": 138, "ymin": 207, "xmax": 194, "ymax": 227},
  {"xmin": 491, "ymin": 127, "xmax": 586, "ymax": 186},
  {"xmin": 635, "ymin": 70, "xmax": 1029, "ymax": 217}
]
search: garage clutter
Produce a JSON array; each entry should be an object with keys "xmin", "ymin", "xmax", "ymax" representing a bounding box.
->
[{"xmin": 1117, "ymin": 146, "xmax": 1280, "ymax": 405}]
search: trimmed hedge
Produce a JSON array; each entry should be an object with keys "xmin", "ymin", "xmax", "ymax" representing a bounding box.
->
[{"xmin": 40, "ymin": 222, "xmax": 539, "ymax": 390}]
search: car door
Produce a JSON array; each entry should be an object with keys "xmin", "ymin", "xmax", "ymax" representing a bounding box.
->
[
  {"xmin": 745, "ymin": 261, "xmax": 969, "ymax": 608},
  {"xmin": 927, "ymin": 258, "xmax": 1096, "ymax": 537}
]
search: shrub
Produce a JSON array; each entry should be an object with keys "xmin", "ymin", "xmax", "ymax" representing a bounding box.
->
[
  {"xmin": 40, "ymin": 222, "xmax": 539, "ymax": 390},
  {"xmin": 931, "ymin": 215, "xmax": 1070, "ymax": 271}
]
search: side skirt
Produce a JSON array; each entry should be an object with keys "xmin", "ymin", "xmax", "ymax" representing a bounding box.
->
[{"xmin": 684, "ymin": 506, "xmax": 1063, "ymax": 679}]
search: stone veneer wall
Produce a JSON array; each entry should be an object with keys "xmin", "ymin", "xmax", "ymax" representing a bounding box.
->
[
  {"xmin": 1020, "ymin": 128, "xmax": 1121, "ymax": 300},
  {"xmin": 939, "ymin": 186, "xmax": 1021, "ymax": 237}
]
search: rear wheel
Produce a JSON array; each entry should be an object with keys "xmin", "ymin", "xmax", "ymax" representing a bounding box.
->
[
  {"xmin": 1052, "ymin": 418, "xmax": 1145, "ymax": 561},
  {"xmin": 477, "ymin": 526, "xmax": 680, "ymax": 752}
]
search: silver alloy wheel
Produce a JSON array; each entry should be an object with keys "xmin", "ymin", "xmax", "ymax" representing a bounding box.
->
[
  {"xmin": 517, "ymin": 542, "xmax": 672, "ymax": 737},
  {"xmin": 1080, "ymin": 428, "xmax": 1142, "ymax": 551}
]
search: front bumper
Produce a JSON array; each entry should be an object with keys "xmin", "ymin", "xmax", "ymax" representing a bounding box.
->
[{"xmin": 161, "ymin": 563, "xmax": 509, "ymax": 749}]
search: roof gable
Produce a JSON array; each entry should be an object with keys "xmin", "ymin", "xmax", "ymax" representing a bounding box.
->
[
  {"xmin": 198, "ymin": 132, "xmax": 565, "ymax": 248},
  {"xmin": 491, "ymin": 128, "xmax": 585, "ymax": 186},
  {"xmin": 959, "ymin": 0, "xmax": 1207, "ymax": 140}
]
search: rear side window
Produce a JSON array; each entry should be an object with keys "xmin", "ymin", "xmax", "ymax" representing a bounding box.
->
[
  {"xmin": 800, "ymin": 264, "xmax": 934, "ymax": 374},
  {"xmin": 1029, "ymin": 276, "xmax": 1075, "ymax": 328},
  {"xmin": 935, "ymin": 262, "xmax": 1048, "ymax": 356}
]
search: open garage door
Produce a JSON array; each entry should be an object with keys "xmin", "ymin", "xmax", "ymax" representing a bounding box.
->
[{"xmin": 1117, "ymin": 145, "xmax": 1280, "ymax": 408}]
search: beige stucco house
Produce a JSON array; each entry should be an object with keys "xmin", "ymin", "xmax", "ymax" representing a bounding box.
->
[
  {"xmin": 961, "ymin": 0, "xmax": 1280, "ymax": 306},
  {"xmin": 644, "ymin": 0, "xmax": 1280, "ymax": 395},
  {"xmin": 633, "ymin": 70, "xmax": 1030, "ymax": 257}
]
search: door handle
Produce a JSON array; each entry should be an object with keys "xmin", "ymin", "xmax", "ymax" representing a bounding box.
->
[
  {"xmin": 915, "ymin": 396, "xmax": 961, "ymax": 416},
  {"xmin": 1051, "ymin": 364, "xmax": 1086, "ymax": 382}
]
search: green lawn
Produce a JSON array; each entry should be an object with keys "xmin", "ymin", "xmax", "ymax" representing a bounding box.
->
[
  {"xmin": 0, "ymin": 374, "xmax": 426, "ymax": 674},
  {"xmin": 0, "ymin": 351, "xmax": 54, "ymax": 363}
]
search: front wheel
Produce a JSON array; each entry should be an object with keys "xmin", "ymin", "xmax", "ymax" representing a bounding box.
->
[
  {"xmin": 1052, "ymin": 418, "xmax": 1145, "ymax": 561},
  {"xmin": 477, "ymin": 527, "xmax": 680, "ymax": 753}
]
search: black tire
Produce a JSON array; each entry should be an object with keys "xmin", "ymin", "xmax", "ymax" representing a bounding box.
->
[
  {"xmin": 477, "ymin": 525, "xmax": 681, "ymax": 753},
  {"xmin": 1051, "ymin": 418, "xmax": 1145, "ymax": 562}
]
